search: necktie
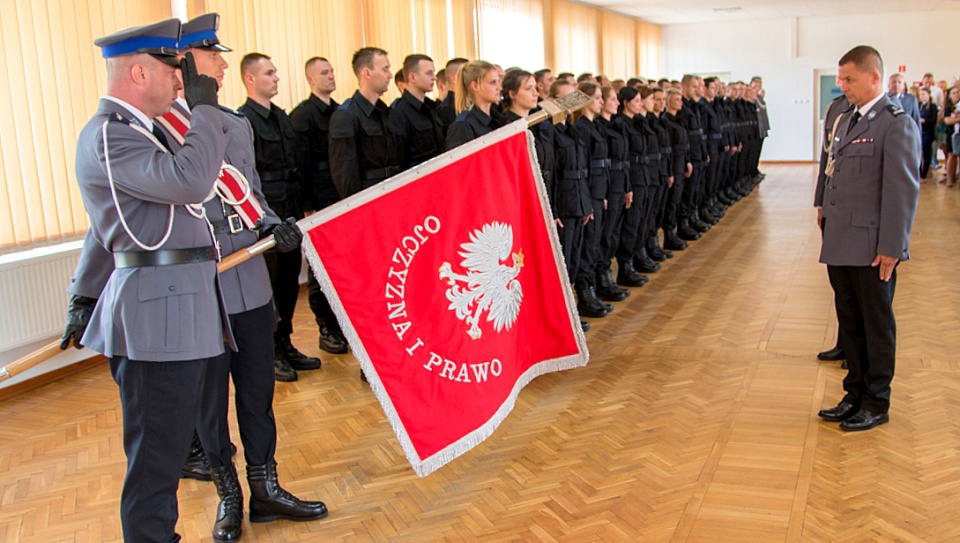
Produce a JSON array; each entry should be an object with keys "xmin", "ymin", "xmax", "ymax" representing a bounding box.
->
[
  {"xmin": 847, "ymin": 111, "xmax": 861, "ymax": 134},
  {"xmin": 152, "ymin": 124, "xmax": 173, "ymax": 153}
]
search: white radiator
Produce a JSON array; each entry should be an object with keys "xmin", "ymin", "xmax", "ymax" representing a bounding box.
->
[{"xmin": 0, "ymin": 241, "xmax": 83, "ymax": 351}]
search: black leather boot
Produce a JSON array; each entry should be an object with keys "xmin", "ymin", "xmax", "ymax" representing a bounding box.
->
[
  {"xmin": 662, "ymin": 228, "xmax": 688, "ymax": 250},
  {"xmin": 576, "ymin": 283, "xmax": 608, "ymax": 318},
  {"xmin": 691, "ymin": 215, "xmax": 712, "ymax": 232},
  {"xmin": 181, "ymin": 431, "xmax": 212, "ymax": 481},
  {"xmin": 677, "ymin": 220, "xmax": 701, "ymax": 241},
  {"xmin": 616, "ymin": 259, "xmax": 646, "ymax": 287},
  {"xmin": 273, "ymin": 354, "xmax": 298, "ymax": 382},
  {"xmin": 277, "ymin": 338, "xmax": 321, "ymax": 371},
  {"xmin": 647, "ymin": 235, "xmax": 673, "ymax": 260},
  {"xmin": 597, "ymin": 269, "xmax": 629, "ymax": 301},
  {"xmin": 318, "ymin": 324, "xmax": 348, "ymax": 354},
  {"xmin": 634, "ymin": 247, "xmax": 661, "ymax": 273},
  {"xmin": 210, "ymin": 462, "xmax": 244, "ymax": 542},
  {"xmin": 247, "ymin": 460, "xmax": 328, "ymax": 523}
]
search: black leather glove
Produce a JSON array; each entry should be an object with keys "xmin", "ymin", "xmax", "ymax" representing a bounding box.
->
[
  {"xmin": 262, "ymin": 217, "xmax": 302, "ymax": 253},
  {"xmin": 180, "ymin": 52, "xmax": 219, "ymax": 109},
  {"xmin": 60, "ymin": 295, "xmax": 97, "ymax": 350}
]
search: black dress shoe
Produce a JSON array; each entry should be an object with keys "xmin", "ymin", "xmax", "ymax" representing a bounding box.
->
[
  {"xmin": 840, "ymin": 409, "xmax": 889, "ymax": 432},
  {"xmin": 817, "ymin": 401, "xmax": 860, "ymax": 422},
  {"xmin": 817, "ymin": 346, "xmax": 846, "ymax": 361},
  {"xmin": 580, "ymin": 321, "xmax": 590, "ymax": 332},
  {"xmin": 318, "ymin": 325, "xmax": 348, "ymax": 354}
]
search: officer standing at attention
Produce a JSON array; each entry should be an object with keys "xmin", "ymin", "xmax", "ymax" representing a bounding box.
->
[
  {"xmin": 390, "ymin": 54, "xmax": 445, "ymax": 169},
  {"xmin": 239, "ymin": 52, "xmax": 322, "ymax": 381},
  {"xmin": 329, "ymin": 46, "xmax": 402, "ymax": 199},
  {"xmin": 71, "ymin": 19, "xmax": 230, "ymax": 542},
  {"xmin": 815, "ymin": 45, "xmax": 920, "ymax": 432},
  {"xmin": 437, "ymin": 57, "xmax": 468, "ymax": 135},
  {"xmin": 816, "ymin": 93, "xmax": 853, "ymax": 367},
  {"xmin": 329, "ymin": 47, "xmax": 402, "ymax": 382},
  {"xmin": 158, "ymin": 15, "xmax": 329, "ymax": 540},
  {"xmin": 290, "ymin": 57, "xmax": 350, "ymax": 356}
]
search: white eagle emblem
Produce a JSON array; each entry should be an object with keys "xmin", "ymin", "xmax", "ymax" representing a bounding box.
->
[{"xmin": 438, "ymin": 222, "xmax": 524, "ymax": 340}]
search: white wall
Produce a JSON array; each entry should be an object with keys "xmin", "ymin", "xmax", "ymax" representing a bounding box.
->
[{"xmin": 661, "ymin": 12, "xmax": 960, "ymax": 161}]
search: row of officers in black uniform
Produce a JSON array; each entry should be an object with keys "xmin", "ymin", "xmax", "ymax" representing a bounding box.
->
[{"xmin": 280, "ymin": 50, "xmax": 769, "ymax": 329}]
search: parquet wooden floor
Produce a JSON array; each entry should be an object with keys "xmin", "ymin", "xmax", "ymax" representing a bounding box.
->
[{"xmin": 3, "ymin": 164, "xmax": 960, "ymax": 542}]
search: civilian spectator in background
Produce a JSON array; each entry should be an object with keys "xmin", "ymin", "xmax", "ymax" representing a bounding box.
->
[
  {"xmin": 923, "ymin": 73, "xmax": 943, "ymax": 107},
  {"xmin": 919, "ymin": 86, "xmax": 938, "ymax": 179},
  {"xmin": 939, "ymin": 86, "xmax": 960, "ymax": 187}
]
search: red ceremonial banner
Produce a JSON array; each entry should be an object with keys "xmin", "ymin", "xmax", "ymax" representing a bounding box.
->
[{"xmin": 301, "ymin": 121, "xmax": 588, "ymax": 476}]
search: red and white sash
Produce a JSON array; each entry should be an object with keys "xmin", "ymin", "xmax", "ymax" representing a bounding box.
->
[{"xmin": 157, "ymin": 107, "xmax": 264, "ymax": 229}]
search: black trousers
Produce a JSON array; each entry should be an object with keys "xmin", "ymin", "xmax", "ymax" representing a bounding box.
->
[
  {"xmin": 307, "ymin": 270, "xmax": 338, "ymax": 331},
  {"xmin": 306, "ymin": 198, "xmax": 341, "ymax": 332},
  {"xmin": 644, "ymin": 184, "xmax": 665, "ymax": 243},
  {"xmin": 264, "ymin": 245, "xmax": 302, "ymax": 340},
  {"xmin": 577, "ymin": 198, "xmax": 604, "ymax": 287},
  {"xmin": 616, "ymin": 188, "xmax": 645, "ymax": 263},
  {"xmin": 661, "ymin": 176, "xmax": 684, "ymax": 230},
  {"xmin": 110, "ymin": 355, "xmax": 214, "ymax": 543},
  {"xmin": 680, "ymin": 162, "xmax": 705, "ymax": 219},
  {"xmin": 556, "ymin": 216, "xmax": 584, "ymax": 283},
  {"xmin": 264, "ymin": 197, "xmax": 305, "ymax": 341},
  {"xmin": 921, "ymin": 132, "xmax": 935, "ymax": 179},
  {"xmin": 827, "ymin": 265, "xmax": 897, "ymax": 414},
  {"xmin": 704, "ymin": 142, "xmax": 721, "ymax": 201},
  {"xmin": 599, "ymin": 191, "xmax": 627, "ymax": 267},
  {"xmin": 199, "ymin": 302, "xmax": 278, "ymax": 469}
]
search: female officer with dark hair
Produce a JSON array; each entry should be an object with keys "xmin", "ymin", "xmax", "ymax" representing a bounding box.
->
[
  {"xmin": 596, "ymin": 85, "xmax": 635, "ymax": 296},
  {"xmin": 613, "ymin": 85, "xmax": 651, "ymax": 286}
]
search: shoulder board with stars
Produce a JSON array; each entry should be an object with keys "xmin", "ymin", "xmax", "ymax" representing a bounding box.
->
[{"xmin": 886, "ymin": 105, "xmax": 905, "ymax": 116}]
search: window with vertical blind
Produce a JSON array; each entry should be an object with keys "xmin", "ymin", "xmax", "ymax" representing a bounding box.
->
[
  {"xmin": 0, "ymin": 0, "xmax": 659, "ymax": 248},
  {"xmin": 636, "ymin": 21, "xmax": 661, "ymax": 78},
  {"xmin": 0, "ymin": 0, "xmax": 172, "ymax": 249},
  {"xmin": 476, "ymin": 0, "xmax": 545, "ymax": 71},
  {"xmin": 600, "ymin": 11, "xmax": 637, "ymax": 80},
  {"xmin": 549, "ymin": 0, "xmax": 599, "ymax": 76}
]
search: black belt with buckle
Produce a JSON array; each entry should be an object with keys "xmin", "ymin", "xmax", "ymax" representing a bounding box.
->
[
  {"xmin": 609, "ymin": 159, "xmax": 627, "ymax": 171},
  {"xmin": 642, "ymin": 153, "xmax": 662, "ymax": 165},
  {"xmin": 212, "ymin": 215, "xmax": 246, "ymax": 235},
  {"xmin": 114, "ymin": 246, "xmax": 219, "ymax": 268},
  {"xmin": 561, "ymin": 168, "xmax": 588, "ymax": 180}
]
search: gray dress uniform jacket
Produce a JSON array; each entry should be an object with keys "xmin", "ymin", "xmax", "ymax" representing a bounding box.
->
[
  {"xmin": 817, "ymin": 95, "xmax": 852, "ymax": 189},
  {"xmin": 74, "ymin": 99, "xmax": 231, "ymax": 362},
  {"xmin": 160, "ymin": 100, "xmax": 280, "ymax": 315},
  {"xmin": 815, "ymin": 95, "xmax": 921, "ymax": 267}
]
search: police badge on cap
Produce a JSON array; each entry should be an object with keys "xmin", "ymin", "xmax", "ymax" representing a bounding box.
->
[
  {"xmin": 94, "ymin": 18, "xmax": 182, "ymax": 67},
  {"xmin": 180, "ymin": 13, "xmax": 232, "ymax": 52}
]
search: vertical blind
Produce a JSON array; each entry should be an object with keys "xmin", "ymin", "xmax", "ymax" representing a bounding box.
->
[
  {"xmin": 0, "ymin": 0, "xmax": 173, "ymax": 248},
  {"xmin": 0, "ymin": 0, "xmax": 660, "ymax": 248}
]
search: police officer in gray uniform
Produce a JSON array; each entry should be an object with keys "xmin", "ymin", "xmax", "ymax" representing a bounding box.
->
[
  {"xmin": 816, "ymin": 94, "xmax": 852, "ymax": 365},
  {"xmin": 815, "ymin": 45, "xmax": 920, "ymax": 432},
  {"xmin": 159, "ymin": 15, "xmax": 327, "ymax": 541},
  {"xmin": 69, "ymin": 19, "xmax": 231, "ymax": 542}
]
